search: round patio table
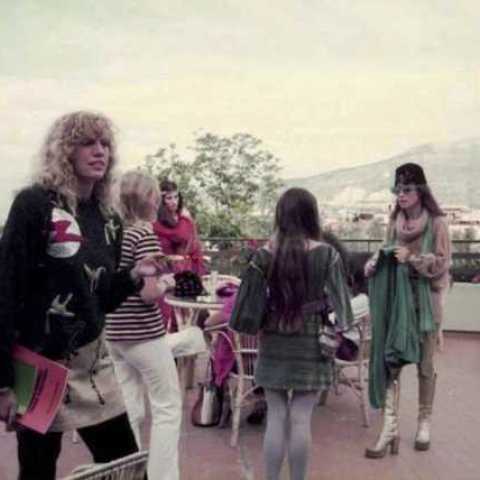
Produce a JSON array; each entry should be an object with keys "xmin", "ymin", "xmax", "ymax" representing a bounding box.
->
[
  {"xmin": 164, "ymin": 293, "xmax": 224, "ymax": 330},
  {"xmin": 164, "ymin": 293, "xmax": 224, "ymax": 396}
]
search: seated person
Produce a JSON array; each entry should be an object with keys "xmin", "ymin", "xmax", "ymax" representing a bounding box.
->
[{"xmin": 204, "ymin": 282, "xmax": 266, "ymax": 425}]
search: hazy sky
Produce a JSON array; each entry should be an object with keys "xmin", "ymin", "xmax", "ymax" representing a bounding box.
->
[{"xmin": 1, "ymin": 0, "xmax": 479, "ymax": 221}]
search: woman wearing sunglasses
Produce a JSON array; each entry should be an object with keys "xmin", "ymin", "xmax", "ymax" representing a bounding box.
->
[{"xmin": 364, "ymin": 162, "xmax": 451, "ymax": 458}]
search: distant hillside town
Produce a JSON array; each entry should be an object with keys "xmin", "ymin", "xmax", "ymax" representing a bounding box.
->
[
  {"xmin": 284, "ymin": 138, "xmax": 480, "ymax": 250},
  {"xmin": 319, "ymin": 203, "xmax": 480, "ymax": 248}
]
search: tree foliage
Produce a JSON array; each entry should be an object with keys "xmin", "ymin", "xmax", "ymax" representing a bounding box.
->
[{"xmin": 143, "ymin": 132, "xmax": 283, "ymax": 237}]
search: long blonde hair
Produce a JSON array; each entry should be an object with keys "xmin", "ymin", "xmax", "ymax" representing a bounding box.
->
[
  {"xmin": 118, "ymin": 170, "xmax": 160, "ymax": 227},
  {"xmin": 35, "ymin": 111, "xmax": 118, "ymax": 213}
]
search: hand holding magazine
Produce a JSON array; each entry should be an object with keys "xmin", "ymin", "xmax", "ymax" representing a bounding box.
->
[{"xmin": 11, "ymin": 345, "xmax": 69, "ymax": 434}]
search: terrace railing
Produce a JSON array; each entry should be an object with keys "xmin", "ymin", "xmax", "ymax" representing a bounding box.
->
[{"xmin": 201, "ymin": 237, "xmax": 480, "ymax": 282}]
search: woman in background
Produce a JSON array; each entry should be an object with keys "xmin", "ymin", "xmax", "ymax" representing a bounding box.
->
[
  {"xmin": 365, "ymin": 163, "xmax": 451, "ymax": 458},
  {"xmin": 153, "ymin": 179, "xmax": 206, "ymax": 330},
  {"xmin": 153, "ymin": 179, "xmax": 205, "ymax": 275}
]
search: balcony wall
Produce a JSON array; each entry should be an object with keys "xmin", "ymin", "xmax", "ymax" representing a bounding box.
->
[
  {"xmin": 443, "ymin": 282, "xmax": 480, "ymax": 332},
  {"xmin": 203, "ymin": 238, "xmax": 480, "ymax": 333}
]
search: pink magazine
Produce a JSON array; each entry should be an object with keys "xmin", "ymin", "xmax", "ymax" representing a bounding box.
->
[{"xmin": 12, "ymin": 345, "xmax": 69, "ymax": 434}]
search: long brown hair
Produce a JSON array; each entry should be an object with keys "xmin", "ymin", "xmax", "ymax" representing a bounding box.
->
[
  {"xmin": 157, "ymin": 179, "xmax": 184, "ymax": 228},
  {"xmin": 268, "ymin": 188, "xmax": 322, "ymax": 332}
]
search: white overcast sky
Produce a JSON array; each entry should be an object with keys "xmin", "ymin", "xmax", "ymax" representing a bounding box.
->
[{"xmin": 1, "ymin": 0, "xmax": 479, "ymax": 221}]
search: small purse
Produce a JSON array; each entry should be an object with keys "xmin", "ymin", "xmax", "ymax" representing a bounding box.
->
[
  {"xmin": 318, "ymin": 323, "xmax": 341, "ymax": 359},
  {"xmin": 174, "ymin": 270, "xmax": 205, "ymax": 298},
  {"xmin": 317, "ymin": 293, "xmax": 341, "ymax": 359},
  {"xmin": 336, "ymin": 335, "xmax": 359, "ymax": 362},
  {"xmin": 191, "ymin": 360, "xmax": 223, "ymax": 427}
]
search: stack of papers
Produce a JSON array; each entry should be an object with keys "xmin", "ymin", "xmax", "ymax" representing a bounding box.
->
[{"xmin": 12, "ymin": 345, "xmax": 69, "ymax": 434}]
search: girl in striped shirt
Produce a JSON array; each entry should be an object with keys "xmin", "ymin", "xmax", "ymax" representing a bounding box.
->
[{"xmin": 107, "ymin": 171, "xmax": 181, "ymax": 480}]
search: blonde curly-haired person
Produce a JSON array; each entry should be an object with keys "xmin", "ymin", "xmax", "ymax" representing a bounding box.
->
[{"xmin": 0, "ymin": 111, "xmax": 162, "ymax": 480}]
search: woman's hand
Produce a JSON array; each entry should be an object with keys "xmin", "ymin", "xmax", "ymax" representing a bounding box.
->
[
  {"xmin": 364, "ymin": 260, "xmax": 376, "ymax": 278},
  {"xmin": 0, "ymin": 388, "xmax": 17, "ymax": 430},
  {"xmin": 394, "ymin": 246, "xmax": 410, "ymax": 264},
  {"xmin": 131, "ymin": 255, "xmax": 166, "ymax": 281},
  {"xmin": 158, "ymin": 273, "xmax": 176, "ymax": 293},
  {"xmin": 364, "ymin": 251, "xmax": 380, "ymax": 278},
  {"xmin": 139, "ymin": 272, "xmax": 175, "ymax": 304}
]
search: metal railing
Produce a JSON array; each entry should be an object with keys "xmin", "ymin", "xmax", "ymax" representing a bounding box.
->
[
  {"xmin": 201, "ymin": 237, "xmax": 480, "ymax": 281},
  {"xmin": 201, "ymin": 237, "xmax": 480, "ymax": 254}
]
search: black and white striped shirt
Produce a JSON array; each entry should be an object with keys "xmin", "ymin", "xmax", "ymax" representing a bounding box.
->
[{"xmin": 106, "ymin": 225, "xmax": 166, "ymax": 341}]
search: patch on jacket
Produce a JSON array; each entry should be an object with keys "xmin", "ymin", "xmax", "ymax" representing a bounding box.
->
[{"xmin": 47, "ymin": 208, "xmax": 83, "ymax": 258}]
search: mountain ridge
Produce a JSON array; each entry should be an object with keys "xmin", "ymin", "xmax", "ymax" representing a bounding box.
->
[{"xmin": 284, "ymin": 138, "xmax": 480, "ymax": 208}]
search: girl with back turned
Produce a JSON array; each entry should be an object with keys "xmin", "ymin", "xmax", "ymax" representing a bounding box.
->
[{"xmin": 230, "ymin": 187, "xmax": 353, "ymax": 480}]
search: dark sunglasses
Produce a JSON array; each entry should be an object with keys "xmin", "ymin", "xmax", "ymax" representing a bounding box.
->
[{"xmin": 390, "ymin": 185, "xmax": 417, "ymax": 195}]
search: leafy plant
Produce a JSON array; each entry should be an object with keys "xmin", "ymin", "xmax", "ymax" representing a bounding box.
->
[{"xmin": 143, "ymin": 132, "xmax": 283, "ymax": 237}]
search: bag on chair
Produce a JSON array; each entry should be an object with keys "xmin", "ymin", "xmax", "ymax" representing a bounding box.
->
[
  {"xmin": 318, "ymin": 322, "xmax": 341, "ymax": 359},
  {"xmin": 191, "ymin": 360, "xmax": 223, "ymax": 427},
  {"xmin": 335, "ymin": 335, "xmax": 359, "ymax": 361},
  {"xmin": 317, "ymin": 293, "xmax": 341, "ymax": 359}
]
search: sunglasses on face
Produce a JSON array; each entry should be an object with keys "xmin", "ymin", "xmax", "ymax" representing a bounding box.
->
[{"xmin": 390, "ymin": 185, "xmax": 417, "ymax": 195}]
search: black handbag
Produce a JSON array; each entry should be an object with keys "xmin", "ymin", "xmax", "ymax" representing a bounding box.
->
[
  {"xmin": 174, "ymin": 270, "xmax": 205, "ymax": 298},
  {"xmin": 229, "ymin": 257, "xmax": 269, "ymax": 335}
]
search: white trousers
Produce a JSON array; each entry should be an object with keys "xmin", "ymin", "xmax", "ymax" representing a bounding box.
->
[{"xmin": 108, "ymin": 336, "xmax": 182, "ymax": 480}]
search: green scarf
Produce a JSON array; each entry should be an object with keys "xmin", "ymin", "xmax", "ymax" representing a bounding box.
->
[
  {"xmin": 415, "ymin": 220, "xmax": 435, "ymax": 334},
  {"xmin": 368, "ymin": 219, "xmax": 435, "ymax": 409}
]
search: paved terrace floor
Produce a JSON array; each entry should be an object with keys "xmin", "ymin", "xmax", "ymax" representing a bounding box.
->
[{"xmin": 1, "ymin": 332, "xmax": 479, "ymax": 480}]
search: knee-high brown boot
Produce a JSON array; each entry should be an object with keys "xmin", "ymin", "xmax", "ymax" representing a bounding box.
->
[
  {"xmin": 365, "ymin": 379, "xmax": 400, "ymax": 458},
  {"xmin": 415, "ymin": 373, "xmax": 436, "ymax": 451}
]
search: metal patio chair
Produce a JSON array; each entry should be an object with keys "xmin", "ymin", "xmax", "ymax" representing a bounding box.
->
[
  {"xmin": 319, "ymin": 297, "xmax": 371, "ymax": 427},
  {"xmin": 61, "ymin": 450, "xmax": 148, "ymax": 480}
]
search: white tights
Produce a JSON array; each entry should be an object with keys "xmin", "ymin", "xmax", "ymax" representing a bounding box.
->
[{"xmin": 263, "ymin": 389, "xmax": 318, "ymax": 480}]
